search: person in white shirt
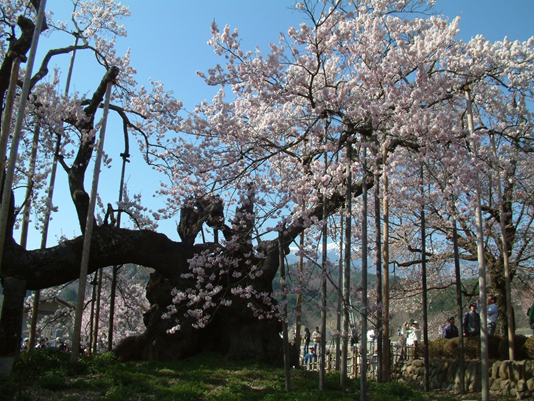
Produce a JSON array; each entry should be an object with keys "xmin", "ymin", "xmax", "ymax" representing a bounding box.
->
[{"xmin": 402, "ymin": 321, "xmax": 422, "ymax": 346}]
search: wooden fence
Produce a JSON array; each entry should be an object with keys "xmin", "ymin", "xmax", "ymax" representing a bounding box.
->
[{"xmin": 300, "ymin": 343, "xmax": 415, "ymax": 380}]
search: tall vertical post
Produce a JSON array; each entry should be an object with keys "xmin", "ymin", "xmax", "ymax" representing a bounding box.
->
[
  {"xmin": 88, "ymin": 275, "xmax": 97, "ymax": 354},
  {"xmin": 0, "ymin": 0, "xmax": 47, "ymax": 268},
  {"xmin": 19, "ymin": 122, "xmax": 40, "ymax": 250},
  {"xmin": 340, "ymin": 141, "xmax": 352, "ymax": 388},
  {"xmin": 381, "ymin": 147, "xmax": 390, "ymax": 381},
  {"xmin": 279, "ymin": 232, "xmax": 291, "ymax": 391},
  {"xmin": 30, "ymin": 35, "xmax": 78, "ymax": 348},
  {"xmin": 465, "ymin": 85, "xmax": 489, "ymax": 401},
  {"xmin": 319, "ymin": 121, "xmax": 328, "ymax": 390},
  {"xmin": 452, "ymin": 220, "xmax": 465, "ymax": 393},
  {"xmin": 19, "ymin": 122, "xmax": 40, "ymax": 350},
  {"xmin": 360, "ymin": 144, "xmax": 368, "ymax": 401},
  {"xmin": 295, "ymin": 230, "xmax": 304, "ymax": 366},
  {"xmin": 71, "ymin": 72, "xmax": 115, "ymax": 361},
  {"xmin": 107, "ymin": 150, "xmax": 129, "ymax": 350},
  {"xmin": 374, "ymin": 148, "xmax": 382, "ymax": 382},
  {"xmin": 0, "ymin": 55, "xmax": 24, "ymax": 185},
  {"xmin": 336, "ymin": 218, "xmax": 343, "ymax": 370},
  {"xmin": 490, "ymin": 134, "xmax": 514, "ymax": 359},
  {"xmin": 0, "ymin": 0, "xmax": 46, "ymax": 376},
  {"xmin": 420, "ymin": 165, "xmax": 430, "ymax": 391}
]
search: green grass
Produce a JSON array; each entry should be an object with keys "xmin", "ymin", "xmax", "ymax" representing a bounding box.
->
[{"xmin": 0, "ymin": 349, "xmax": 503, "ymax": 400}]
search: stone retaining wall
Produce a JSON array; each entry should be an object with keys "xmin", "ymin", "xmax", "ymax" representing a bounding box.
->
[{"xmin": 393, "ymin": 357, "xmax": 534, "ymax": 399}]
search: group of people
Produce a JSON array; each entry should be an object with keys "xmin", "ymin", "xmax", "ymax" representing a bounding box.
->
[
  {"xmin": 441, "ymin": 295, "xmax": 499, "ymax": 339},
  {"xmin": 20, "ymin": 336, "xmax": 92, "ymax": 355},
  {"xmin": 21, "ymin": 336, "xmax": 70, "ymax": 352},
  {"xmin": 302, "ymin": 295, "xmax": 500, "ymax": 365},
  {"xmin": 302, "ymin": 326, "xmax": 321, "ymax": 364}
]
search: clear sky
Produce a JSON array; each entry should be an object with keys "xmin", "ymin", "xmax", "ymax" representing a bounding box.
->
[{"xmin": 22, "ymin": 0, "xmax": 534, "ymax": 250}]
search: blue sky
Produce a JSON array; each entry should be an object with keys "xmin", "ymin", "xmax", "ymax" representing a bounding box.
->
[{"xmin": 22, "ymin": 0, "xmax": 534, "ymax": 250}]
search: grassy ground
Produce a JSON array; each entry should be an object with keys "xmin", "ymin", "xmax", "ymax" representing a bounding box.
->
[{"xmin": 0, "ymin": 350, "xmax": 512, "ymax": 400}]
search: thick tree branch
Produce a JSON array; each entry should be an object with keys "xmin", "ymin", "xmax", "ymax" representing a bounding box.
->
[
  {"xmin": 67, "ymin": 66, "xmax": 120, "ymax": 230},
  {"xmin": 2, "ymin": 226, "xmax": 197, "ymax": 290}
]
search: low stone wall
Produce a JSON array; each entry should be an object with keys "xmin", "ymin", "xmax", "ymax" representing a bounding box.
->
[{"xmin": 393, "ymin": 357, "xmax": 534, "ymax": 399}]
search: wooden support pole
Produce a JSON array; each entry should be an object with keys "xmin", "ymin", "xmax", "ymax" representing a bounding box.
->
[{"xmin": 71, "ymin": 71, "xmax": 115, "ymax": 361}]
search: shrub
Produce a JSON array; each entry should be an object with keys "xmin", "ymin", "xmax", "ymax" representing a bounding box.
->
[
  {"xmin": 85, "ymin": 351, "xmax": 118, "ymax": 373},
  {"xmin": 524, "ymin": 336, "xmax": 534, "ymax": 359},
  {"xmin": 37, "ymin": 372, "xmax": 67, "ymax": 391},
  {"xmin": 461, "ymin": 336, "xmax": 481, "ymax": 359},
  {"xmin": 488, "ymin": 335, "xmax": 502, "ymax": 359},
  {"xmin": 428, "ymin": 338, "xmax": 449, "ymax": 359},
  {"xmin": 13, "ymin": 349, "xmax": 71, "ymax": 380},
  {"xmin": 0, "ymin": 376, "xmax": 21, "ymax": 400},
  {"xmin": 425, "ymin": 335, "xmax": 534, "ymax": 361},
  {"xmin": 442, "ymin": 337, "xmax": 460, "ymax": 359},
  {"xmin": 368, "ymin": 381, "xmax": 426, "ymax": 401}
]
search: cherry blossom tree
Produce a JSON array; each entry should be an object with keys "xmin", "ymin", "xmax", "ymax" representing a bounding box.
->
[
  {"xmin": 23, "ymin": 265, "xmax": 148, "ymax": 350},
  {"xmin": 0, "ymin": 0, "xmax": 532, "ymax": 368}
]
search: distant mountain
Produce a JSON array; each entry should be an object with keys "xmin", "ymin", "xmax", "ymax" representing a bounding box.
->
[{"xmin": 286, "ymin": 242, "xmax": 362, "ymax": 268}]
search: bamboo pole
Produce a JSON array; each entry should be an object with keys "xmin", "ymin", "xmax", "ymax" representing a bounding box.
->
[
  {"xmin": 452, "ymin": 221, "xmax": 466, "ymax": 393},
  {"xmin": 107, "ymin": 150, "xmax": 129, "ymax": 351},
  {"xmin": 360, "ymin": 144, "xmax": 368, "ymax": 401},
  {"xmin": 319, "ymin": 199, "xmax": 327, "ymax": 390},
  {"xmin": 279, "ymin": 232, "xmax": 291, "ymax": 391},
  {"xmin": 381, "ymin": 146, "xmax": 390, "ymax": 381},
  {"xmin": 340, "ymin": 142, "xmax": 352, "ymax": 389},
  {"xmin": 71, "ymin": 76, "xmax": 114, "ymax": 362},
  {"xmin": 373, "ymin": 148, "xmax": 382, "ymax": 382},
  {"xmin": 465, "ymin": 85, "xmax": 489, "ymax": 401},
  {"xmin": 21, "ymin": 122, "xmax": 40, "ymax": 350},
  {"xmin": 490, "ymin": 134, "xmax": 515, "ymax": 360},
  {"xmin": 420, "ymin": 165, "xmax": 430, "ymax": 391},
  {"xmin": 18, "ymin": 122, "xmax": 39, "ymax": 250},
  {"xmin": 336, "ymin": 217, "xmax": 343, "ymax": 370},
  {"xmin": 92, "ymin": 267, "xmax": 103, "ymax": 354},
  {"xmin": 0, "ymin": 54, "xmax": 24, "ymax": 186},
  {"xmin": 88, "ymin": 274, "xmax": 96, "ymax": 354},
  {"xmin": 295, "ymin": 230, "xmax": 304, "ymax": 366},
  {"xmin": 29, "ymin": 35, "xmax": 78, "ymax": 350},
  {"xmin": 319, "ymin": 122, "xmax": 328, "ymax": 391},
  {"xmin": 0, "ymin": 0, "xmax": 47, "ymax": 269},
  {"xmin": 0, "ymin": 0, "xmax": 46, "ymax": 376}
]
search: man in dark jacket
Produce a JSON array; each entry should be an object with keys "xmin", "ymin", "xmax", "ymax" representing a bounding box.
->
[
  {"xmin": 463, "ymin": 303, "xmax": 480, "ymax": 337},
  {"xmin": 442, "ymin": 316, "xmax": 459, "ymax": 339},
  {"xmin": 303, "ymin": 327, "xmax": 311, "ymax": 355}
]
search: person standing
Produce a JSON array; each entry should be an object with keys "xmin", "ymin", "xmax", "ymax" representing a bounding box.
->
[
  {"xmin": 405, "ymin": 321, "xmax": 422, "ymax": 346},
  {"xmin": 303, "ymin": 346, "xmax": 317, "ymax": 366},
  {"xmin": 463, "ymin": 303, "xmax": 480, "ymax": 337},
  {"xmin": 312, "ymin": 326, "xmax": 321, "ymax": 356},
  {"xmin": 442, "ymin": 316, "xmax": 459, "ymax": 339},
  {"xmin": 303, "ymin": 327, "xmax": 311, "ymax": 356},
  {"xmin": 487, "ymin": 295, "xmax": 499, "ymax": 335}
]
